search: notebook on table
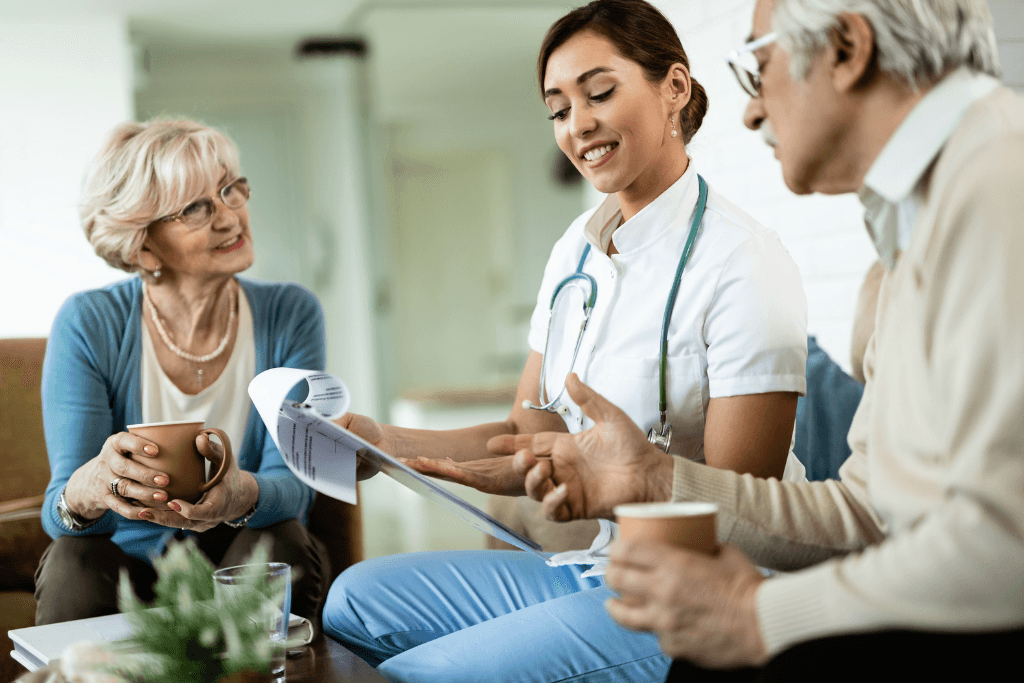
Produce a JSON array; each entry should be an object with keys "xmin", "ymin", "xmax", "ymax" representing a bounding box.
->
[{"xmin": 9, "ymin": 609, "xmax": 313, "ymax": 672}]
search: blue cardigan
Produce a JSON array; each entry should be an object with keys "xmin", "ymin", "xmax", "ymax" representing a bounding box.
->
[{"xmin": 40, "ymin": 276, "xmax": 325, "ymax": 562}]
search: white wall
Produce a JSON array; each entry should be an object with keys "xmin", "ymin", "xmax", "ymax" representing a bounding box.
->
[{"xmin": 0, "ymin": 18, "xmax": 134, "ymax": 338}]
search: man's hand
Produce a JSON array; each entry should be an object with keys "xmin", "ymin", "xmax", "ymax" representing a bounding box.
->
[
  {"xmin": 604, "ymin": 540, "xmax": 769, "ymax": 669},
  {"xmin": 402, "ymin": 455, "xmax": 526, "ymax": 496},
  {"xmin": 509, "ymin": 373, "xmax": 674, "ymax": 521}
]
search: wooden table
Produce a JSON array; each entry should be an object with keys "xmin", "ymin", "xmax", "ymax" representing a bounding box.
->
[{"xmin": 285, "ymin": 637, "xmax": 387, "ymax": 682}]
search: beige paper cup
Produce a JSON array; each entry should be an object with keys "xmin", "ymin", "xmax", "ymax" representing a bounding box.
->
[{"xmin": 614, "ymin": 502, "xmax": 718, "ymax": 555}]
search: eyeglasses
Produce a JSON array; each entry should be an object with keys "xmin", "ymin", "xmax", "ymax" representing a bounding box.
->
[
  {"xmin": 159, "ymin": 177, "xmax": 251, "ymax": 230},
  {"xmin": 726, "ymin": 32, "xmax": 777, "ymax": 98}
]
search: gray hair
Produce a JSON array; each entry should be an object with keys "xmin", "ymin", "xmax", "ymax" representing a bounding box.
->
[
  {"xmin": 772, "ymin": 0, "xmax": 1000, "ymax": 88},
  {"xmin": 80, "ymin": 118, "xmax": 241, "ymax": 272}
]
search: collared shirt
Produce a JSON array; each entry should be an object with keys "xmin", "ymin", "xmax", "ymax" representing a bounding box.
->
[
  {"xmin": 858, "ymin": 68, "xmax": 1000, "ymax": 268},
  {"xmin": 528, "ymin": 162, "xmax": 808, "ymax": 478}
]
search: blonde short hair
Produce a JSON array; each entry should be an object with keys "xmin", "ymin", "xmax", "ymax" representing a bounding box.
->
[{"xmin": 80, "ymin": 118, "xmax": 241, "ymax": 272}]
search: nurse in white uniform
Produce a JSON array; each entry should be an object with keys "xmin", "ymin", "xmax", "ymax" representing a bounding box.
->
[{"xmin": 322, "ymin": 1, "xmax": 806, "ymax": 681}]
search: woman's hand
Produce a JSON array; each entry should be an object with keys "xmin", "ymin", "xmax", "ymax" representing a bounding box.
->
[
  {"xmin": 63, "ymin": 432, "xmax": 171, "ymax": 522},
  {"xmin": 335, "ymin": 412, "xmax": 387, "ymax": 480},
  {"xmin": 140, "ymin": 432, "xmax": 258, "ymax": 532},
  {"xmin": 401, "ymin": 455, "xmax": 527, "ymax": 496}
]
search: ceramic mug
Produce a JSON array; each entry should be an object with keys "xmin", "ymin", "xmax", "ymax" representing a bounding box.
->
[
  {"xmin": 125, "ymin": 421, "xmax": 232, "ymax": 508},
  {"xmin": 613, "ymin": 501, "xmax": 718, "ymax": 555}
]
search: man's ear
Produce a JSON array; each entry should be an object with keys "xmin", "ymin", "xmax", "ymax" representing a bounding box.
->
[
  {"xmin": 829, "ymin": 12, "xmax": 876, "ymax": 91},
  {"xmin": 663, "ymin": 62, "xmax": 692, "ymax": 115}
]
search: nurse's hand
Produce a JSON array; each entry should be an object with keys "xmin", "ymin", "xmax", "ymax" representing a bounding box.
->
[
  {"xmin": 401, "ymin": 456, "xmax": 526, "ymax": 496},
  {"xmin": 334, "ymin": 412, "xmax": 386, "ymax": 480},
  {"xmin": 513, "ymin": 374, "xmax": 674, "ymax": 521}
]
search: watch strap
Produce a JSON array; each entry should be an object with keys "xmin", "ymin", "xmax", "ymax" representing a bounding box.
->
[{"xmin": 58, "ymin": 488, "xmax": 100, "ymax": 531}]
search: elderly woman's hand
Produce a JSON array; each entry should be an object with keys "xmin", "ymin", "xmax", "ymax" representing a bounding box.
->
[
  {"xmin": 63, "ymin": 432, "xmax": 171, "ymax": 522},
  {"xmin": 139, "ymin": 432, "xmax": 258, "ymax": 532}
]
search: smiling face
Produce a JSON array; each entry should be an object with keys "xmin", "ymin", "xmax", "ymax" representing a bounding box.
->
[
  {"xmin": 140, "ymin": 171, "xmax": 255, "ymax": 281},
  {"xmin": 543, "ymin": 30, "xmax": 688, "ymax": 210}
]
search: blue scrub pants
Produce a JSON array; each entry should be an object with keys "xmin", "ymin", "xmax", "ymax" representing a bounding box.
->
[{"xmin": 322, "ymin": 550, "xmax": 671, "ymax": 682}]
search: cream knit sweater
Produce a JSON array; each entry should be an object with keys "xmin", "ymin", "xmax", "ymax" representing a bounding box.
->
[{"xmin": 670, "ymin": 86, "xmax": 1024, "ymax": 655}]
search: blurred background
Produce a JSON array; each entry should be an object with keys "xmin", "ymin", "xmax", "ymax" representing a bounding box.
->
[{"xmin": 2, "ymin": 0, "xmax": 1021, "ymax": 558}]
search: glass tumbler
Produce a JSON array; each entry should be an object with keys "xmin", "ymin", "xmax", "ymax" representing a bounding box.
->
[{"xmin": 213, "ymin": 562, "xmax": 292, "ymax": 682}]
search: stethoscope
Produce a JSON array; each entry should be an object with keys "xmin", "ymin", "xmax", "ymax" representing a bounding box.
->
[{"xmin": 524, "ymin": 174, "xmax": 708, "ymax": 452}]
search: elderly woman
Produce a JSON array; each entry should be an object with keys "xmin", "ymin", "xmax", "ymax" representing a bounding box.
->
[{"xmin": 35, "ymin": 119, "xmax": 329, "ymax": 625}]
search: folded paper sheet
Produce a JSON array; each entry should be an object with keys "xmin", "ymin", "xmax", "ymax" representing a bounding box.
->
[{"xmin": 248, "ymin": 368, "xmax": 545, "ymax": 557}]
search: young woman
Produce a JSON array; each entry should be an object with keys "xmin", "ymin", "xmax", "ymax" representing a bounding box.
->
[{"xmin": 322, "ymin": 1, "xmax": 807, "ymax": 680}]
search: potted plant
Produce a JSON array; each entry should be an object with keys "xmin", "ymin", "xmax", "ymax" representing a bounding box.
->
[{"xmin": 21, "ymin": 539, "xmax": 288, "ymax": 683}]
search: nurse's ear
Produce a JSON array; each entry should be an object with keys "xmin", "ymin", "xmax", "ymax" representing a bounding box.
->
[{"xmin": 661, "ymin": 62, "xmax": 692, "ymax": 121}]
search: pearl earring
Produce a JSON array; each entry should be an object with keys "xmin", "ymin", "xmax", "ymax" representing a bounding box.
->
[
  {"xmin": 153, "ymin": 269, "xmax": 161, "ymax": 280},
  {"xmin": 670, "ymin": 115, "xmax": 678, "ymax": 138}
]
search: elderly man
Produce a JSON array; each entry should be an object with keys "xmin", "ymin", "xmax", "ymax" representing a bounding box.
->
[{"xmin": 507, "ymin": 0, "xmax": 1024, "ymax": 677}]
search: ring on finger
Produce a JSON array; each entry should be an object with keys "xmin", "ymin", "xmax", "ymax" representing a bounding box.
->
[{"xmin": 110, "ymin": 478, "xmax": 124, "ymax": 498}]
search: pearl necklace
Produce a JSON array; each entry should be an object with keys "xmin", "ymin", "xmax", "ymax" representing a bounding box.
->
[{"xmin": 142, "ymin": 281, "xmax": 236, "ymax": 386}]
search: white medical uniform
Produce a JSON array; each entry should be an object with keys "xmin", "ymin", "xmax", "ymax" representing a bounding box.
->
[{"xmin": 529, "ymin": 163, "xmax": 808, "ymax": 480}]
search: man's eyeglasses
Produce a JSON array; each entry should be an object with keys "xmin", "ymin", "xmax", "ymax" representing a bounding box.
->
[
  {"xmin": 726, "ymin": 32, "xmax": 777, "ymax": 98},
  {"xmin": 159, "ymin": 177, "xmax": 251, "ymax": 230}
]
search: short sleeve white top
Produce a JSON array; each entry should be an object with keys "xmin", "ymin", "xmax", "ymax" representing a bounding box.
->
[{"xmin": 528, "ymin": 163, "xmax": 808, "ymax": 479}]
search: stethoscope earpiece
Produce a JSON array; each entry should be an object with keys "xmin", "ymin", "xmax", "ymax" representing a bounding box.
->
[
  {"xmin": 556, "ymin": 405, "xmax": 570, "ymax": 415},
  {"xmin": 522, "ymin": 400, "xmax": 533, "ymax": 410}
]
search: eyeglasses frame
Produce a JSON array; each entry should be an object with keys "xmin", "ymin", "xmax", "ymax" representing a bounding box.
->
[
  {"xmin": 726, "ymin": 32, "xmax": 778, "ymax": 98},
  {"xmin": 158, "ymin": 177, "xmax": 251, "ymax": 229}
]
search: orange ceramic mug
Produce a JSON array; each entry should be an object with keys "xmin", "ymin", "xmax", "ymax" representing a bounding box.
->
[{"xmin": 126, "ymin": 421, "xmax": 233, "ymax": 509}]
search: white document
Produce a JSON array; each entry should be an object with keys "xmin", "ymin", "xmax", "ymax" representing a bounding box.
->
[{"xmin": 248, "ymin": 368, "xmax": 544, "ymax": 557}]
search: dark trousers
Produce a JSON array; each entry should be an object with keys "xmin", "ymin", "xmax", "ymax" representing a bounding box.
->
[
  {"xmin": 666, "ymin": 628, "xmax": 1024, "ymax": 681},
  {"xmin": 35, "ymin": 519, "xmax": 329, "ymax": 629}
]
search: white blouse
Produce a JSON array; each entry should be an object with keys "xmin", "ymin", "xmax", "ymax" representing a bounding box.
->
[
  {"xmin": 141, "ymin": 289, "xmax": 256, "ymax": 470},
  {"xmin": 529, "ymin": 163, "xmax": 808, "ymax": 480}
]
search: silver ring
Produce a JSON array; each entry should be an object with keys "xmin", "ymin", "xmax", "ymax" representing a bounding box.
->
[{"xmin": 110, "ymin": 478, "xmax": 124, "ymax": 497}]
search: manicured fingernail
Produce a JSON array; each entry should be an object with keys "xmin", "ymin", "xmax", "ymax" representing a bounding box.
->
[
  {"xmin": 139, "ymin": 511, "xmax": 152, "ymax": 520},
  {"xmin": 557, "ymin": 483, "xmax": 567, "ymax": 494},
  {"xmin": 144, "ymin": 445, "xmax": 158, "ymax": 455},
  {"xmin": 154, "ymin": 476, "xmax": 169, "ymax": 486},
  {"xmin": 168, "ymin": 502, "xmax": 181, "ymax": 512},
  {"xmin": 153, "ymin": 492, "xmax": 167, "ymax": 501}
]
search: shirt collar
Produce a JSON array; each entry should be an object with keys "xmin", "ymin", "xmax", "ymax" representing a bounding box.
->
[
  {"xmin": 583, "ymin": 160, "xmax": 699, "ymax": 255},
  {"xmin": 858, "ymin": 68, "xmax": 1000, "ymax": 267}
]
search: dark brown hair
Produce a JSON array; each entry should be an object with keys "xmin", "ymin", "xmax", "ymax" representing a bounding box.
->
[{"xmin": 537, "ymin": 0, "xmax": 709, "ymax": 144}]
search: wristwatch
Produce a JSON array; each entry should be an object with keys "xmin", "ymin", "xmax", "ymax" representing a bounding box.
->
[
  {"xmin": 57, "ymin": 488, "xmax": 100, "ymax": 531},
  {"xmin": 224, "ymin": 502, "xmax": 258, "ymax": 528}
]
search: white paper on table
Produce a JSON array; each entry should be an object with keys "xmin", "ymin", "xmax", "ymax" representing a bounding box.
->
[{"xmin": 248, "ymin": 368, "xmax": 545, "ymax": 557}]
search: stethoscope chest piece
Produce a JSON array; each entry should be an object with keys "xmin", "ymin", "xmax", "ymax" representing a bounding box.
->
[{"xmin": 647, "ymin": 422, "xmax": 672, "ymax": 452}]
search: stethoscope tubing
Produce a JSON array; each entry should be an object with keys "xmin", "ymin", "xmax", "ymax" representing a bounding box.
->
[{"xmin": 527, "ymin": 174, "xmax": 709, "ymax": 444}]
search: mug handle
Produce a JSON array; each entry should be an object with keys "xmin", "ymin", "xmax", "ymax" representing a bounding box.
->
[{"xmin": 198, "ymin": 428, "xmax": 234, "ymax": 492}]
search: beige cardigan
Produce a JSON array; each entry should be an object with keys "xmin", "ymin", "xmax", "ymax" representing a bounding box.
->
[{"xmin": 670, "ymin": 86, "xmax": 1024, "ymax": 655}]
